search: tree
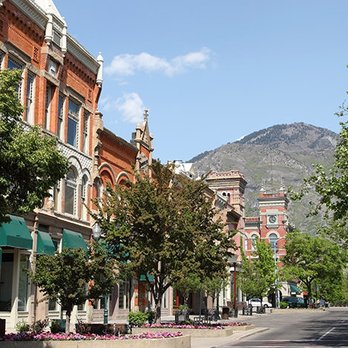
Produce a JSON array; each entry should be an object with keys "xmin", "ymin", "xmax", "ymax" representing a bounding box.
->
[
  {"xmin": 291, "ymin": 109, "xmax": 348, "ymax": 223},
  {"xmin": 0, "ymin": 69, "xmax": 69, "ymax": 222},
  {"xmin": 282, "ymin": 230, "xmax": 346, "ymax": 301},
  {"xmin": 95, "ymin": 161, "xmax": 236, "ymax": 322},
  {"xmin": 32, "ymin": 244, "xmax": 117, "ymax": 332},
  {"xmin": 173, "ymin": 272, "xmax": 202, "ymax": 308},
  {"xmin": 239, "ymin": 240, "xmax": 277, "ymax": 303}
]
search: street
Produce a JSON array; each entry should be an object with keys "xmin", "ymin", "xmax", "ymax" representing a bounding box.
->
[
  {"xmin": 225, "ymin": 307, "xmax": 348, "ymax": 347},
  {"xmin": 191, "ymin": 307, "xmax": 348, "ymax": 348}
]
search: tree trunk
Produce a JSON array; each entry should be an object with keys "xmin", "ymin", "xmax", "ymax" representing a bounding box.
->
[
  {"xmin": 154, "ymin": 297, "xmax": 162, "ymax": 323},
  {"xmin": 65, "ymin": 306, "xmax": 72, "ymax": 333}
]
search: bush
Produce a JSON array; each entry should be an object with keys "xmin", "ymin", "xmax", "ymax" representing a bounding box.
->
[
  {"xmin": 31, "ymin": 319, "xmax": 49, "ymax": 334},
  {"xmin": 146, "ymin": 310, "xmax": 155, "ymax": 324},
  {"xmin": 50, "ymin": 319, "xmax": 66, "ymax": 333},
  {"xmin": 16, "ymin": 320, "xmax": 30, "ymax": 333},
  {"xmin": 279, "ymin": 301, "xmax": 288, "ymax": 309},
  {"xmin": 128, "ymin": 311, "xmax": 149, "ymax": 327}
]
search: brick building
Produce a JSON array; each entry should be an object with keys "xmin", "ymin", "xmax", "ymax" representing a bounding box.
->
[{"xmin": 0, "ymin": 0, "xmax": 154, "ymax": 331}]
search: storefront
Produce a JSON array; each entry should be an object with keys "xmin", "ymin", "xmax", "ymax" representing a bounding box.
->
[{"xmin": 0, "ymin": 216, "xmax": 33, "ymax": 330}]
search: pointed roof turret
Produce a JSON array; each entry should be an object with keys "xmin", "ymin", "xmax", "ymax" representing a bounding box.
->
[{"xmin": 33, "ymin": 0, "xmax": 63, "ymax": 20}]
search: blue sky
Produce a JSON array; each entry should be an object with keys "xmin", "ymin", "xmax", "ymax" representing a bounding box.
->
[{"xmin": 54, "ymin": 0, "xmax": 348, "ymax": 162}]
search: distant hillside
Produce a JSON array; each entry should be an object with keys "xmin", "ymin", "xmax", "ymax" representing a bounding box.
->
[{"xmin": 190, "ymin": 123, "xmax": 338, "ymax": 232}]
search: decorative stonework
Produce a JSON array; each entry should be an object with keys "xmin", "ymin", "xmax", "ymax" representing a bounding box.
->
[
  {"xmin": 57, "ymin": 142, "xmax": 92, "ymax": 174},
  {"xmin": 13, "ymin": 0, "xmax": 47, "ymax": 29},
  {"xmin": 67, "ymin": 34, "xmax": 99, "ymax": 74}
]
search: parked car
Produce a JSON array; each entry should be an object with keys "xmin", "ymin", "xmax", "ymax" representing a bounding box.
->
[
  {"xmin": 248, "ymin": 298, "xmax": 273, "ymax": 308},
  {"xmin": 281, "ymin": 296, "xmax": 306, "ymax": 308}
]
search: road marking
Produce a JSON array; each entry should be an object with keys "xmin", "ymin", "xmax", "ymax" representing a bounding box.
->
[{"xmin": 318, "ymin": 326, "xmax": 335, "ymax": 341}]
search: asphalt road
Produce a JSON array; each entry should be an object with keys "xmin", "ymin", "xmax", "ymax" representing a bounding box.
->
[{"xmin": 220, "ymin": 307, "xmax": 348, "ymax": 347}]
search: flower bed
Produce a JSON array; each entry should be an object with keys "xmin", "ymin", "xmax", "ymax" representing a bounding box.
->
[
  {"xmin": 143, "ymin": 321, "xmax": 249, "ymax": 330},
  {"xmin": 4, "ymin": 332, "xmax": 183, "ymax": 341},
  {"xmin": 2, "ymin": 332, "xmax": 190, "ymax": 348},
  {"xmin": 132, "ymin": 321, "xmax": 252, "ymax": 337}
]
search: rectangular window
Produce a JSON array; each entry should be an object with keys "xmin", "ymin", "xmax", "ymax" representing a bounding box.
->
[
  {"xmin": 118, "ymin": 282, "xmax": 129, "ymax": 309},
  {"xmin": 25, "ymin": 73, "xmax": 35, "ymax": 123},
  {"xmin": 45, "ymin": 84, "xmax": 54, "ymax": 130},
  {"xmin": 82, "ymin": 112, "xmax": 89, "ymax": 154},
  {"xmin": 57, "ymin": 94, "xmax": 64, "ymax": 139},
  {"xmin": 8, "ymin": 57, "xmax": 23, "ymax": 101},
  {"xmin": 47, "ymin": 59, "xmax": 58, "ymax": 77},
  {"xmin": 48, "ymin": 299, "xmax": 57, "ymax": 311},
  {"xmin": 18, "ymin": 254, "xmax": 30, "ymax": 311},
  {"xmin": 0, "ymin": 253, "xmax": 13, "ymax": 311},
  {"xmin": 65, "ymin": 185, "xmax": 75, "ymax": 215},
  {"xmin": 67, "ymin": 100, "xmax": 80, "ymax": 147}
]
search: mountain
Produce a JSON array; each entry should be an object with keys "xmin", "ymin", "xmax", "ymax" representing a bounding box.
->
[{"xmin": 189, "ymin": 123, "xmax": 338, "ymax": 232}]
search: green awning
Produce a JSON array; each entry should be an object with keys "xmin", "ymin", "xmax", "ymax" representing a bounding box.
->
[
  {"xmin": 37, "ymin": 231, "xmax": 55, "ymax": 256},
  {"xmin": 0, "ymin": 215, "xmax": 32, "ymax": 249},
  {"xmin": 139, "ymin": 273, "xmax": 155, "ymax": 282},
  {"xmin": 62, "ymin": 229, "xmax": 87, "ymax": 251},
  {"xmin": 290, "ymin": 284, "xmax": 301, "ymax": 294}
]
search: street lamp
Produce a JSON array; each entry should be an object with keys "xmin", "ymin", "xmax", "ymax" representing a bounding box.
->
[
  {"xmin": 92, "ymin": 222, "xmax": 108, "ymax": 325},
  {"xmin": 232, "ymin": 262, "xmax": 238, "ymax": 317},
  {"xmin": 92, "ymin": 222, "xmax": 102, "ymax": 240}
]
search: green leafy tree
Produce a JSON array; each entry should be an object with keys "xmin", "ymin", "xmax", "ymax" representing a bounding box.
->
[
  {"xmin": 95, "ymin": 161, "xmax": 235, "ymax": 322},
  {"xmin": 239, "ymin": 240, "xmax": 277, "ymax": 303},
  {"xmin": 0, "ymin": 69, "xmax": 69, "ymax": 222},
  {"xmin": 282, "ymin": 230, "xmax": 346, "ymax": 301},
  {"xmin": 32, "ymin": 244, "xmax": 117, "ymax": 332},
  {"xmin": 173, "ymin": 272, "xmax": 202, "ymax": 308}
]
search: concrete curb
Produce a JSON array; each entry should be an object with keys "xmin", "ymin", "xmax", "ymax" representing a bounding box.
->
[
  {"xmin": 231, "ymin": 327, "xmax": 269, "ymax": 340},
  {"xmin": 190, "ymin": 327, "xmax": 269, "ymax": 348}
]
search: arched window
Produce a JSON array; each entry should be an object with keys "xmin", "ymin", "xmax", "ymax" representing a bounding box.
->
[
  {"xmin": 81, "ymin": 175, "xmax": 88, "ymax": 220},
  {"xmin": 251, "ymin": 234, "xmax": 258, "ymax": 250},
  {"xmin": 93, "ymin": 178, "xmax": 103, "ymax": 202},
  {"xmin": 65, "ymin": 167, "xmax": 77, "ymax": 215},
  {"xmin": 269, "ymin": 233, "xmax": 278, "ymax": 252}
]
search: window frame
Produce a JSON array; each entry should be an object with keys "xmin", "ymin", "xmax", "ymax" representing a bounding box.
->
[{"xmin": 67, "ymin": 99, "xmax": 80, "ymax": 148}]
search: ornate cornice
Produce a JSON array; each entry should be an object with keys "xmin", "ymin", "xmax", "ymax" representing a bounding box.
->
[
  {"xmin": 67, "ymin": 34, "xmax": 99, "ymax": 74},
  {"xmin": 11, "ymin": 0, "xmax": 47, "ymax": 29}
]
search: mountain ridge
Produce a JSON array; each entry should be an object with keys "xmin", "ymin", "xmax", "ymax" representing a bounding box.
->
[{"xmin": 189, "ymin": 122, "xmax": 338, "ymax": 232}]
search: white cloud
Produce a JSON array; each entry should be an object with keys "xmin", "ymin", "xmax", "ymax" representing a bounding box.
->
[
  {"xmin": 115, "ymin": 93, "xmax": 145, "ymax": 124},
  {"xmin": 105, "ymin": 47, "xmax": 212, "ymax": 77}
]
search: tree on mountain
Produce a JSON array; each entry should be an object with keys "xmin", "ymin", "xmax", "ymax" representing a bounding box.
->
[
  {"xmin": 93, "ymin": 161, "xmax": 236, "ymax": 323},
  {"xmin": 239, "ymin": 240, "xmax": 277, "ymax": 304},
  {"xmin": 0, "ymin": 69, "xmax": 69, "ymax": 222},
  {"xmin": 282, "ymin": 230, "xmax": 346, "ymax": 301}
]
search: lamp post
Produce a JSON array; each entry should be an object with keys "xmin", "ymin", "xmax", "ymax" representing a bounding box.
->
[
  {"xmin": 232, "ymin": 262, "xmax": 237, "ymax": 317},
  {"xmin": 92, "ymin": 222, "xmax": 108, "ymax": 325}
]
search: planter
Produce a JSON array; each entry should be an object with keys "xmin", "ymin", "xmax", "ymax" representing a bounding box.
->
[
  {"xmin": 0, "ymin": 335, "xmax": 190, "ymax": 348},
  {"xmin": 133, "ymin": 326, "xmax": 235, "ymax": 337}
]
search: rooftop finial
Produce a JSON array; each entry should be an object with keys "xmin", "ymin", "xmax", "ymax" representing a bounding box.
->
[{"xmin": 144, "ymin": 109, "xmax": 149, "ymax": 121}]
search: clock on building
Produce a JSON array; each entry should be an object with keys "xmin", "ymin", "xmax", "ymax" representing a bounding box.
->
[{"xmin": 268, "ymin": 215, "xmax": 277, "ymax": 224}]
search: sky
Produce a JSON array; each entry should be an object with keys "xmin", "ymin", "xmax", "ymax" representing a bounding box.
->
[{"xmin": 53, "ymin": 0, "xmax": 348, "ymax": 163}]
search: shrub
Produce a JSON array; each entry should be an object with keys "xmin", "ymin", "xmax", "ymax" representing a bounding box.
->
[
  {"xmin": 146, "ymin": 310, "xmax": 155, "ymax": 324},
  {"xmin": 16, "ymin": 320, "xmax": 30, "ymax": 333},
  {"xmin": 50, "ymin": 319, "xmax": 66, "ymax": 333},
  {"xmin": 279, "ymin": 301, "xmax": 288, "ymax": 309},
  {"xmin": 31, "ymin": 318, "xmax": 49, "ymax": 334},
  {"xmin": 128, "ymin": 311, "xmax": 149, "ymax": 327}
]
